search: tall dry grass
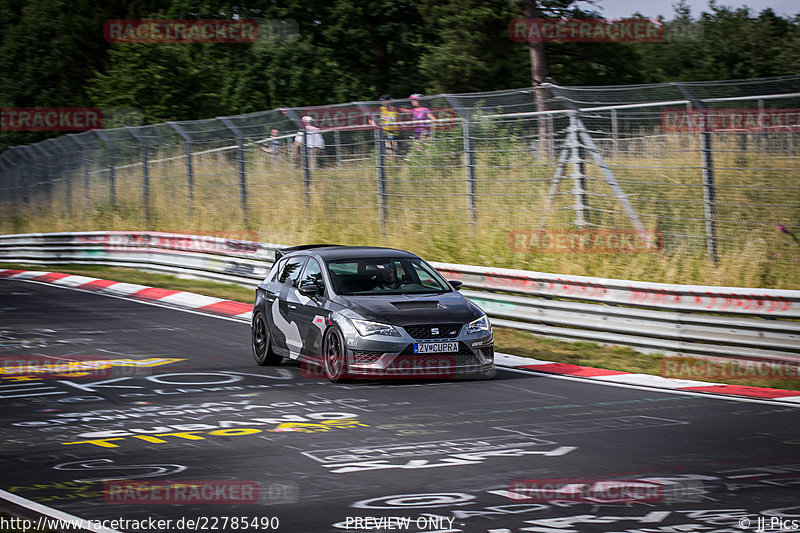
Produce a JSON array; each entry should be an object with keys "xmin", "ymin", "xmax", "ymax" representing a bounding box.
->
[{"xmin": 2, "ymin": 126, "xmax": 798, "ymax": 289}]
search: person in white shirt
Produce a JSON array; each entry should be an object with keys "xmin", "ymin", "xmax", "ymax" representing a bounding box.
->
[{"xmin": 293, "ymin": 116, "xmax": 325, "ymax": 169}]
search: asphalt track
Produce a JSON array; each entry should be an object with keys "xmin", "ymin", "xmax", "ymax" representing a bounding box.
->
[{"xmin": 1, "ymin": 278, "xmax": 800, "ymax": 533}]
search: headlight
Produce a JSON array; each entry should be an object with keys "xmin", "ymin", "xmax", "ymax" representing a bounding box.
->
[
  {"xmin": 467, "ymin": 314, "xmax": 491, "ymax": 334},
  {"xmin": 351, "ymin": 319, "xmax": 400, "ymax": 337}
]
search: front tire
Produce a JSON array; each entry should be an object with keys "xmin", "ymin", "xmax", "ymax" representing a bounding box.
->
[
  {"xmin": 323, "ymin": 326, "xmax": 348, "ymax": 382},
  {"xmin": 252, "ymin": 311, "xmax": 281, "ymax": 365}
]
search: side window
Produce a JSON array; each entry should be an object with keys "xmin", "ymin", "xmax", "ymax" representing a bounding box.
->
[
  {"xmin": 269, "ymin": 258, "xmax": 287, "ymax": 282},
  {"xmin": 298, "ymin": 259, "xmax": 325, "ymax": 296},
  {"xmin": 278, "ymin": 257, "xmax": 307, "ymax": 287}
]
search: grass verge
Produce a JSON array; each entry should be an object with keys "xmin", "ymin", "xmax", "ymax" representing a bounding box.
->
[{"xmin": 2, "ymin": 262, "xmax": 797, "ymax": 392}]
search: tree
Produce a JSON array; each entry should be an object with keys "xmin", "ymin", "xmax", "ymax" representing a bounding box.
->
[{"xmin": 416, "ymin": 0, "xmax": 528, "ymax": 93}]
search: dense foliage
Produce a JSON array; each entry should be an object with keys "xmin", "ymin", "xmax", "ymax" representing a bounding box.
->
[{"xmin": 1, "ymin": 0, "xmax": 798, "ymax": 149}]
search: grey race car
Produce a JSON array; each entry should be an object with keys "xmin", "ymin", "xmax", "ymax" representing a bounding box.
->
[{"xmin": 251, "ymin": 245, "xmax": 495, "ymax": 382}]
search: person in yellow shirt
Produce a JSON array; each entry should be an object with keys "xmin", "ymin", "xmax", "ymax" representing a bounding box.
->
[{"xmin": 378, "ymin": 94, "xmax": 399, "ymax": 156}]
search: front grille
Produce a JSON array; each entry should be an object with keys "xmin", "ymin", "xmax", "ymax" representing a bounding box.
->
[
  {"xmin": 388, "ymin": 352, "xmax": 480, "ymax": 371},
  {"xmin": 353, "ymin": 351, "xmax": 384, "ymax": 364},
  {"xmin": 404, "ymin": 324, "xmax": 462, "ymax": 339}
]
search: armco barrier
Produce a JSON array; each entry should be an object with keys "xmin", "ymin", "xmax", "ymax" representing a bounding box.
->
[{"xmin": 1, "ymin": 231, "xmax": 798, "ymax": 362}]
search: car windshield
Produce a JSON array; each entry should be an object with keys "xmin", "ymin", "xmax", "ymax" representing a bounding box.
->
[{"xmin": 326, "ymin": 257, "xmax": 452, "ymax": 296}]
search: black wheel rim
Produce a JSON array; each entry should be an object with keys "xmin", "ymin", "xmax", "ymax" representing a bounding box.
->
[
  {"xmin": 325, "ymin": 330, "xmax": 342, "ymax": 378},
  {"xmin": 253, "ymin": 314, "xmax": 267, "ymax": 361}
]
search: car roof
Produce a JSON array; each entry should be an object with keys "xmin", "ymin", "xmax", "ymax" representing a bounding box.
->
[{"xmin": 280, "ymin": 245, "xmax": 419, "ymax": 262}]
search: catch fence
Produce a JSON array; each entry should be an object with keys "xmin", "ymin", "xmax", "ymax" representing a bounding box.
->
[{"xmin": 1, "ymin": 75, "xmax": 799, "ymax": 268}]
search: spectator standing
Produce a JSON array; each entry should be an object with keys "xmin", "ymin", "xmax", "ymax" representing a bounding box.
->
[
  {"xmin": 378, "ymin": 94, "xmax": 399, "ymax": 155},
  {"xmin": 261, "ymin": 128, "xmax": 283, "ymax": 166},
  {"xmin": 293, "ymin": 116, "xmax": 325, "ymax": 169},
  {"xmin": 409, "ymin": 93, "xmax": 435, "ymax": 145}
]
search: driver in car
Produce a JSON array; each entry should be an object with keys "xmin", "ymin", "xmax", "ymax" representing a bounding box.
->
[{"xmin": 375, "ymin": 263, "xmax": 401, "ymax": 290}]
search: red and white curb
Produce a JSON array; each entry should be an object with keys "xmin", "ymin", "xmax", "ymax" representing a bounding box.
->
[
  {"xmin": 495, "ymin": 353, "xmax": 800, "ymax": 403},
  {"xmin": 3, "ymin": 268, "xmax": 800, "ymax": 404},
  {"xmin": 0, "ymin": 269, "xmax": 252, "ymax": 321}
]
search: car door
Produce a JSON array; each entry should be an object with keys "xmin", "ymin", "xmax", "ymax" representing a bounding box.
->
[
  {"xmin": 270, "ymin": 256, "xmax": 307, "ymax": 357},
  {"xmin": 289, "ymin": 257, "xmax": 329, "ymax": 362}
]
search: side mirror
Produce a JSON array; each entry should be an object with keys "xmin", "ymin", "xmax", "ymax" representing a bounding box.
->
[
  {"xmin": 448, "ymin": 280, "xmax": 463, "ymax": 290},
  {"xmin": 298, "ymin": 283, "xmax": 319, "ymax": 297}
]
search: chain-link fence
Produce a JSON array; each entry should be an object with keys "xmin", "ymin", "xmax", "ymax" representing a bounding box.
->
[{"xmin": 1, "ymin": 76, "xmax": 799, "ymax": 279}]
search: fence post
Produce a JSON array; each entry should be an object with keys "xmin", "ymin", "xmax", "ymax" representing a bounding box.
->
[
  {"xmin": 218, "ymin": 117, "xmax": 249, "ymax": 223},
  {"xmin": 167, "ymin": 122, "xmax": 194, "ymax": 214},
  {"xmin": 127, "ymin": 127, "xmax": 150, "ymax": 225},
  {"xmin": 68, "ymin": 134, "xmax": 91, "ymax": 210},
  {"xmin": 611, "ymin": 109, "xmax": 619, "ymax": 155},
  {"xmin": 16, "ymin": 147, "xmax": 34, "ymax": 210},
  {"xmin": 758, "ymin": 98, "xmax": 765, "ymax": 153},
  {"xmin": 55, "ymin": 141, "xmax": 72, "ymax": 218},
  {"xmin": 374, "ymin": 126, "xmax": 387, "ymax": 235},
  {"xmin": 334, "ymin": 129, "xmax": 342, "ymax": 167},
  {"xmin": 0, "ymin": 157, "xmax": 9, "ymax": 219},
  {"xmin": 462, "ymin": 114, "xmax": 477, "ymax": 227},
  {"xmin": 567, "ymin": 112, "xmax": 590, "ymax": 227},
  {"xmin": 302, "ymin": 128, "xmax": 310, "ymax": 207},
  {"xmin": 2, "ymin": 148, "xmax": 17, "ymax": 217},
  {"xmin": 94, "ymin": 131, "xmax": 116, "ymax": 207},
  {"xmin": 673, "ymin": 82, "xmax": 718, "ymax": 263},
  {"xmin": 30, "ymin": 144, "xmax": 52, "ymax": 215}
]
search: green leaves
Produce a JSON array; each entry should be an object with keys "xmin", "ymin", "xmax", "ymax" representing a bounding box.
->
[{"xmin": 1, "ymin": 0, "xmax": 799, "ymax": 153}]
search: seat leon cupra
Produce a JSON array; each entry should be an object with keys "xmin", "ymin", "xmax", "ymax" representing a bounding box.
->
[{"xmin": 251, "ymin": 245, "xmax": 495, "ymax": 382}]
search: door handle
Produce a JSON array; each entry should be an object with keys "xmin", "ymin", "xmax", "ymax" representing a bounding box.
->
[{"xmin": 288, "ymin": 304, "xmax": 297, "ymax": 310}]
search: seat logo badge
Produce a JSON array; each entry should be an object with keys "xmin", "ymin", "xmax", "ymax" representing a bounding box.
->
[{"xmin": 431, "ymin": 328, "xmax": 439, "ymax": 335}]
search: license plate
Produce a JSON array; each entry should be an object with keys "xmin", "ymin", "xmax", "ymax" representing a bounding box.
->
[{"xmin": 414, "ymin": 342, "xmax": 459, "ymax": 354}]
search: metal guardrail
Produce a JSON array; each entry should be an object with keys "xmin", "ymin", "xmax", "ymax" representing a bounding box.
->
[{"xmin": 1, "ymin": 231, "xmax": 798, "ymax": 362}]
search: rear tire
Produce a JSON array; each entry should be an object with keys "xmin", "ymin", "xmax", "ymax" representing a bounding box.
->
[
  {"xmin": 323, "ymin": 326, "xmax": 348, "ymax": 382},
  {"xmin": 252, "ymin": 311, "xmax": 281, "ymax": 365}
]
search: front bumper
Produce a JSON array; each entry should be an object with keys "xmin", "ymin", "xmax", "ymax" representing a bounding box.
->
[{"xmin": 341, "ymin": 325, "xmax": 495, "ymax": 380}]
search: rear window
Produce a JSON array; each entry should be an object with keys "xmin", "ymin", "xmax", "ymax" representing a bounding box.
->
[{"xmin": 328, "ymin": 261, "xmax": 359, "ymax": 275}]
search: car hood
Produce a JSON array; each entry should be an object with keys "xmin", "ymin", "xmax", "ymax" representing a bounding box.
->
[{"xmin": 333, "ymin": 291, "xmax": 483, "ymax": 326}]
